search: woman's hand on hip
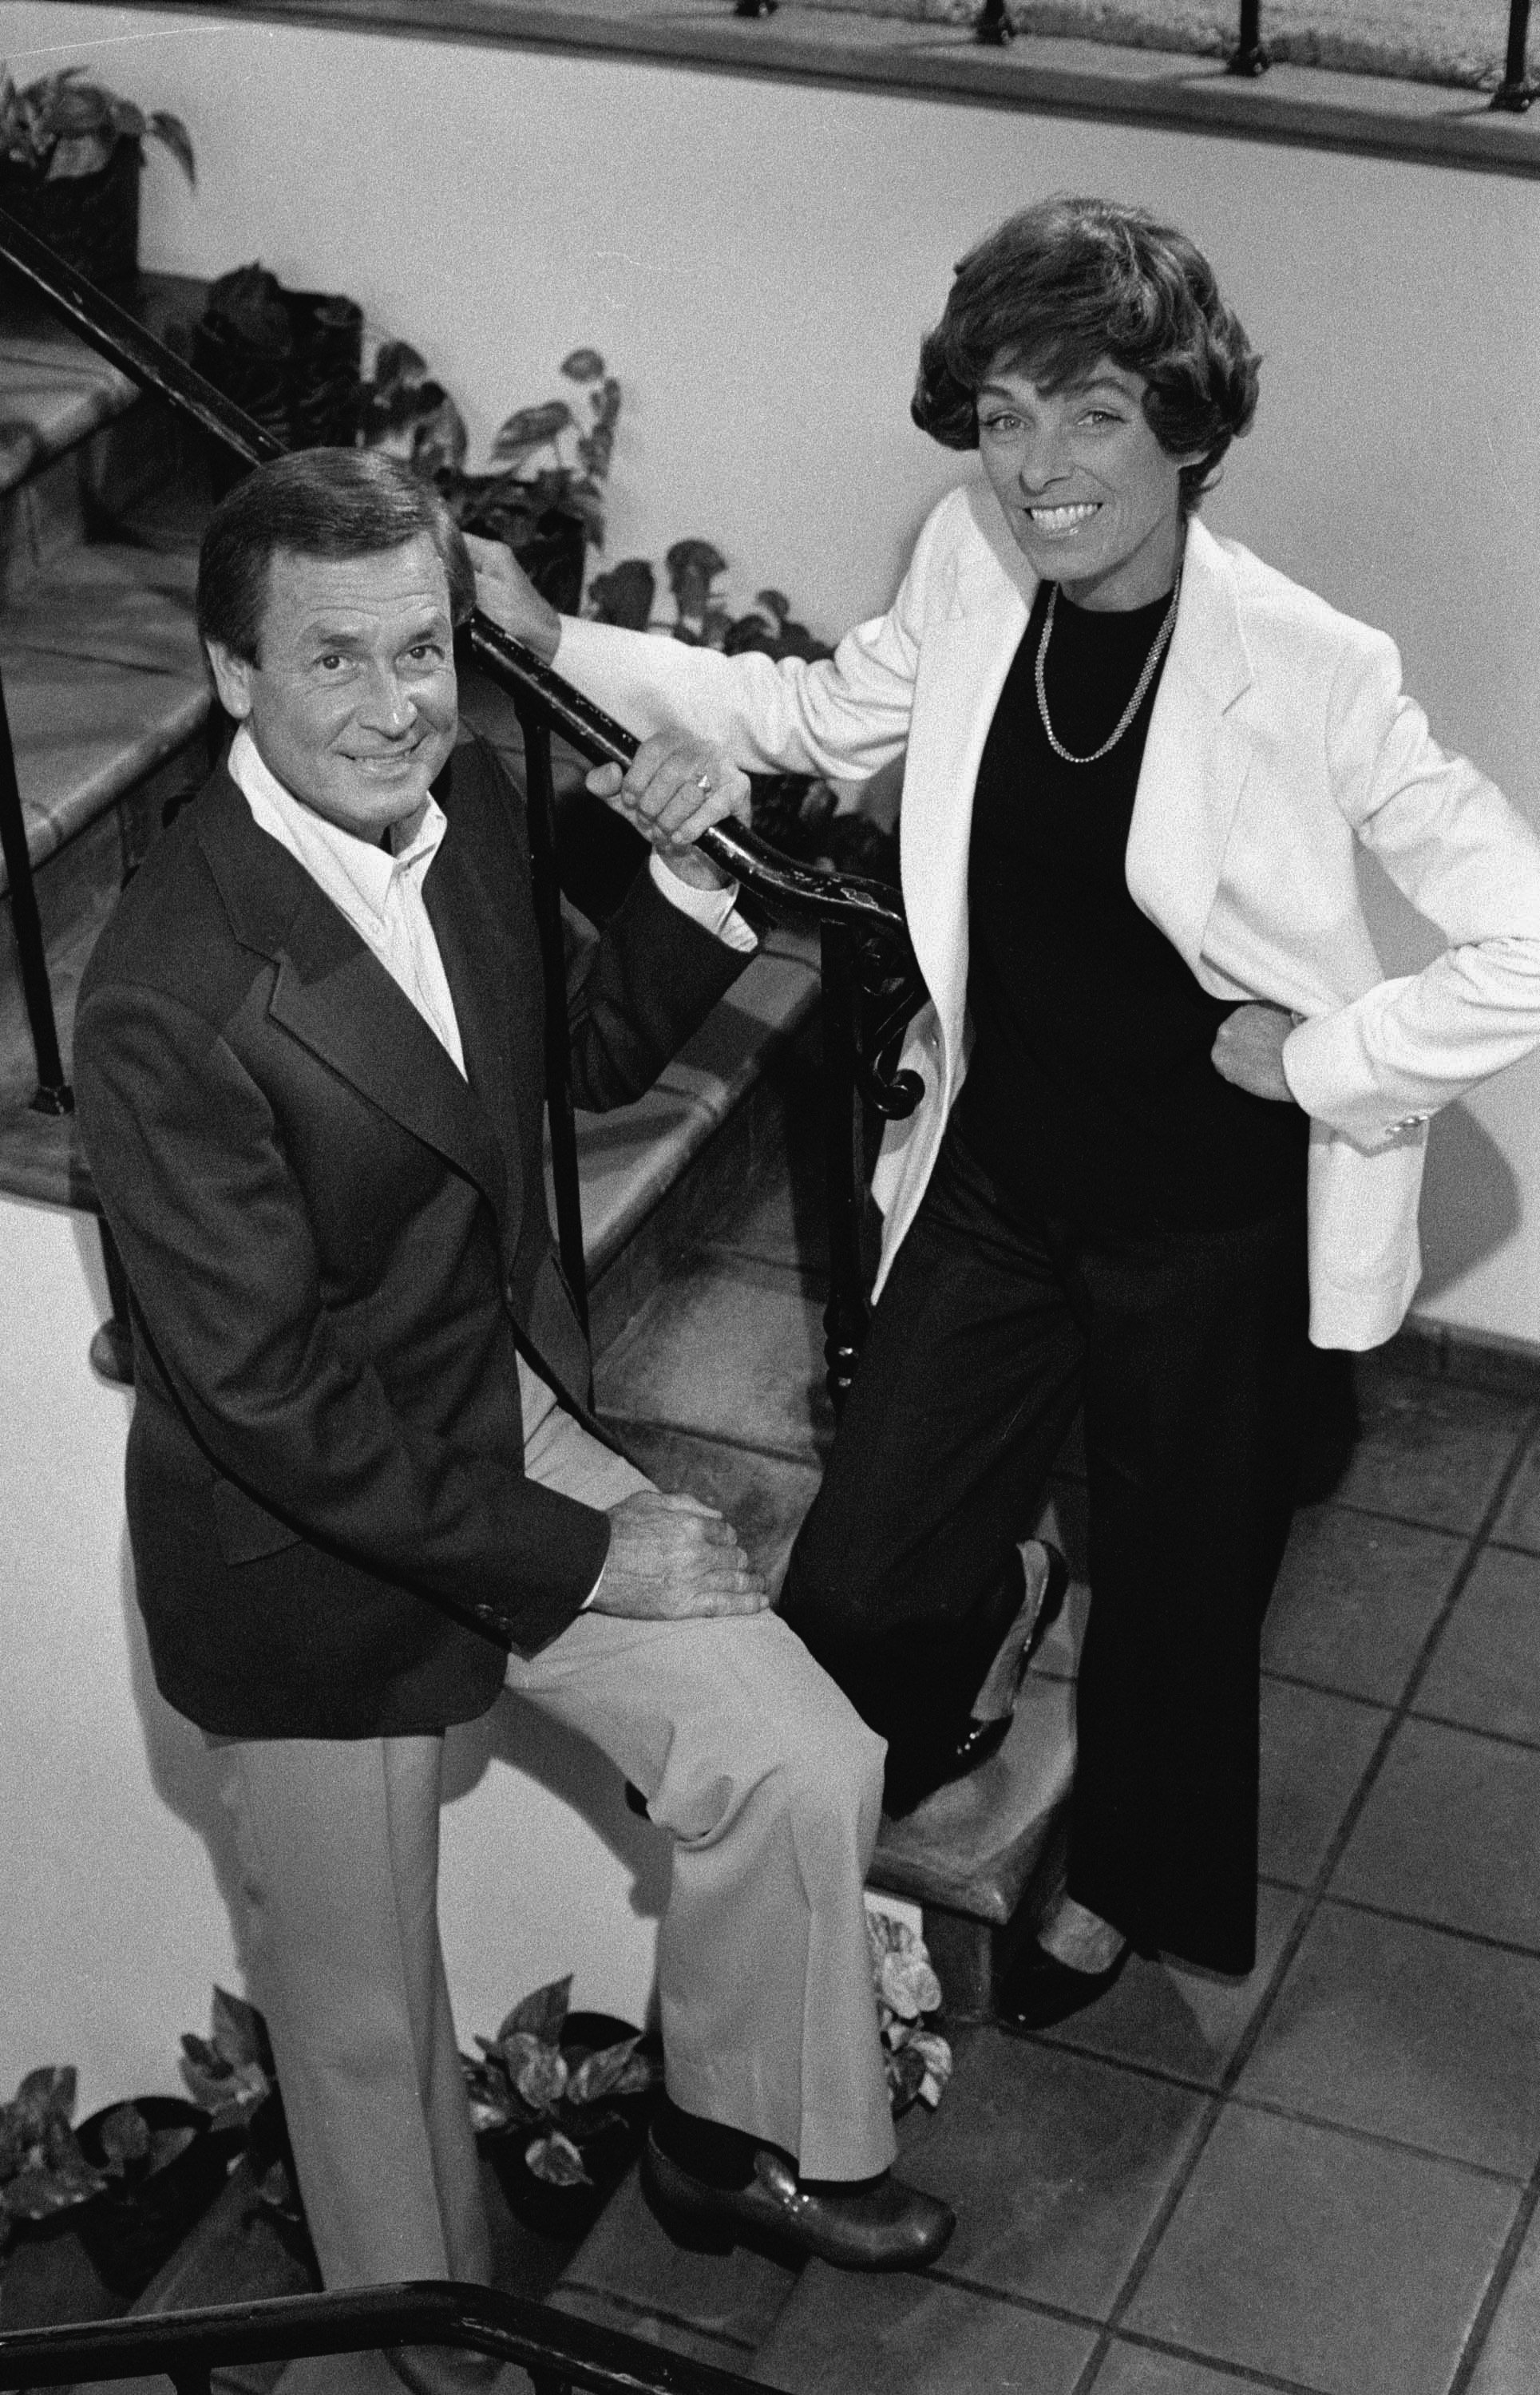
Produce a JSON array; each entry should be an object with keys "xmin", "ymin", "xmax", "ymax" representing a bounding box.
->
[
  {"xmin": 1211, "ymin": 1003, "xmax": 1302, "ymax": 1103},
  {"xmin": 585, "ymin": 736, "xmax": 752, "ymax": 892},
  {"xmin": 464, "ymin": 532, "xmax": 562, "ymax": 665}
]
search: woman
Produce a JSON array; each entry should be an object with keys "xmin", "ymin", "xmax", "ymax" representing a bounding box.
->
[{"xmin": 472, "ymin": 196, "xmax": 1540, "ymax": 2024}]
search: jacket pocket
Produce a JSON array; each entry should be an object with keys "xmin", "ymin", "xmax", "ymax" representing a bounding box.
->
[{"xmin": 210, "ymin": 1475, "xmax": 304, "ymax": 1566}]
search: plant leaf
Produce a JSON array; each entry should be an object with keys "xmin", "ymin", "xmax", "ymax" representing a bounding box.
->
[
  {"xmin": 371, "ymin": 338, "xmax": 429, "ymax": 391},
  {"xmin": 564, "ymin": 2038, "xmax": 641, "ymax": 2106},
  {"xmin": 513, "ymin": 2047, "xmax": 568, "ymax": 2113},
  {"xmin": 525, "ymin": 2132, "xmax": 589, "ymax": 2188},
  {"xmin": 498, "ymin": 1977, "xmax": 572, "ymax": 2044},
  {"xmin": 491, "ymin": 402, "xmax": 572, "ymax": 459},
  {"xmin": 211, "ymin": 1986, "xmax": 271, "ymax": 2072},
  {"xmin": 97, "ymin": 2104, "xmax": 151, "ymax": 2171},
  {"xmin": 148, "ymin": 109, "xmax": 196, "ymax": 185},
  {"xmin": 14, "ymin": 2067, "xmax": 76, "ymax": 2134}
]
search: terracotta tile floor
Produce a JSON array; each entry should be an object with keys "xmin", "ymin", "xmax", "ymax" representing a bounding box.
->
[{"xmin": 600, "ymin": 1085, "xmax": 1540, "ymax": 2393}]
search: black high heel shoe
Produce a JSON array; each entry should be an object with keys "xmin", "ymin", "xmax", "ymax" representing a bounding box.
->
[{"xmin": 883, "ymin": 1542, "xmax": 1069, "ymax": 1817}]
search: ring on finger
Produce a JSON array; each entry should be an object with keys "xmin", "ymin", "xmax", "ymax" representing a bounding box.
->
[{"xmin": 693, "ymin": 771, "xmax": 712, "ymax": 794}]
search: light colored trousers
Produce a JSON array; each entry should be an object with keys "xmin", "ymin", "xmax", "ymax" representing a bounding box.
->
[{"xmin": 221, "ymin": 1364, "xmax": 894, "ymax": 2349}]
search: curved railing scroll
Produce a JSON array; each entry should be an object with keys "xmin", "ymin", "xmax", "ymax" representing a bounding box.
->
[{"xmin": 0, "ymin": 208, "xmax": 926, "ymax": 1397}]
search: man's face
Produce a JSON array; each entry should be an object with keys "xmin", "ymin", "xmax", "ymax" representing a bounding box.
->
[{"xmin": 206, "ymin": 534, "xmax": 459, "ymax": 837}]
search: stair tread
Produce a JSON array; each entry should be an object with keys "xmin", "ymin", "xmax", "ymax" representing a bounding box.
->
[
  {"xmin": 869, "ymin": 1673, "xmax": 1075, "ymax": 1926},
  {"xmin": 0, "ymin": 639, "xmax": 211, "ymax": 892},
  {"xmin": 0, "ymin": 267, "xmax": 206, "ymax": 499},
  {"xmin": 0, "ymin": 343, "xmax": 140, "ymax": 499},
  {"xmin": 549, "ymin": 2161, "xmax": 800, "ymax": 2377},
  {"xmin": 569, "ymin": 945, "xmax": 819, "ymax": 1280},
  {"xmin": 1, "ymin": 538, "xmax": 202, "ymax": 674}
]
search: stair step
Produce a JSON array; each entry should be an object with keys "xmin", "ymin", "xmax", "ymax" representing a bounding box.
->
[
  {"xmin": 548, "ymin": 2159, "xmax": 802, "ymax": 2380},
  {"xmin": 0, "ymin": 546, "xmax": 210, "ymax": 892},
  {"xmin": 869, "ymin": 1676, "xmax": 1075, "ymax": 2018},
  {"xmin": 582, "ymin": 927, "xmax": 820, "ymax": 1351}
]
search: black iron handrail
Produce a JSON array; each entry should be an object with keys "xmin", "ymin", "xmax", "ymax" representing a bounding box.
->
[
  {"xmin": 0, "ymin": 209, "xmax": 913, "ymax": 950},
  {"xmin": 972, "ymin": 0, "xmax": 1534, "ymax": 101},
  {"xmin": 0, "ymin": 2278, "xmax": 764, "ymax": 2395},
  {"xmin": 0, "ymin": 206, "xmax": 924, "ymax": 1388}
]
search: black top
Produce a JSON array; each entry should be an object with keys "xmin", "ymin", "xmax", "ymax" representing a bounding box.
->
[{"xmin": 953, "ymin": 578, "xmax": 1308, "ymax": 1232}]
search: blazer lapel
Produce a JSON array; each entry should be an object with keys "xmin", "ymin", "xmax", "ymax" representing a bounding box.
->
[
  {"xmin": 1125, "ymin": 517, "xmax": 1255, "ymax": 976},
  {"xmin": 901, "ymin": 481, "xmax": 1035, "ymax": 1051},
  {"xmin": 198, "ymin": 769, "xmax": 512, "ymax": 1239}
]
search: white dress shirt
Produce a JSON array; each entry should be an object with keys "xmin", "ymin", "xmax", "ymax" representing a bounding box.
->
[{"xmin": 230, "ymin": 722, "xmax": 751, "ymax": 1592}]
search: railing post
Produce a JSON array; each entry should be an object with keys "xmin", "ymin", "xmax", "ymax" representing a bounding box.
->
[
  {"xmin": 818, "ymin": 924, "xmax": 871, "ymax": 1414},
  {"xmin": 1227, "ymin": 0, "xmax": 1269, "ymax": 76},
  {"xmin": 1491, "ymin": 0, "xmax": 1535, "ymax": 109},
  {"xmin": 0, "ymin": 661, "xmax": 73, "ymax": 1115},
  {"xmin": 513, "ymin": 697, "xmax": 589, "ymax": 1340}
]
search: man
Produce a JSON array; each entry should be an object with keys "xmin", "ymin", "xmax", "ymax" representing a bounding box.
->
[{"xmin": 74, "ymin": 452, "xmax": 952, "ymax": 2393}]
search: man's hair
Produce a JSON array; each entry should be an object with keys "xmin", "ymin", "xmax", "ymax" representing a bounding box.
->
[
  {"xmin": 912, "ymin": 196, "xmax": 1261, "ymax": 517},
  {"xmin": 196, "ymin": 448, "xmax": 476, "ymax": 663}
]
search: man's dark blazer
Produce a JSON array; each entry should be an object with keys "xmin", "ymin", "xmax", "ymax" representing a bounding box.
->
[{"xmin": 74, "ymin": 732, "xmax": 746, "ymax": 1740}]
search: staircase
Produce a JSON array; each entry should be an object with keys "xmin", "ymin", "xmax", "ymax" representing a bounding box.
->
[{"xmin": 0, "ymin": 266, "xmax": 217, "ymax": 1206}]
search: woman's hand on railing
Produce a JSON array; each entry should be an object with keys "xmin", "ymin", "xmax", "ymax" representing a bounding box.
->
[
  {"xmin": 465, "ymin": 532, "xmax": 563, "ymax": 664},
  {"xmin": 586, "ymin": 736, "xmax": 752, "ymax": 892}
]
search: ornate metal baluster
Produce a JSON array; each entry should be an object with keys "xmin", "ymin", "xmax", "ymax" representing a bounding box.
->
[
  {"xmin": 513, "ymin": 695, "xmax": 589, "ymax": 1338},
  {"xmin": 0, "ymin": 661, "xmax": 72, "ymax": 1115},
  {"xmin": 818, "ymin": 924, "xmax": 871, "ymax": 1412},
  {"xmin": 1491, "ymin": 0, "xmax": 1534, "ymax": 109},
  {"xmin": 1227, "ymin": 0, "xmax": 1269, "ymax": 75}
]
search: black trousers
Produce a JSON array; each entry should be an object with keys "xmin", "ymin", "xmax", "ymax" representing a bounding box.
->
[{"xmin": 779, "ymin": 1129, "xmax": 1310, "ymax": 1974}]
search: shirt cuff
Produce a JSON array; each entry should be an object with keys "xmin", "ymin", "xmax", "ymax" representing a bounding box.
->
[{"xmin": 648, "ymin": 851, "xmax": 758, "ymax": 953}]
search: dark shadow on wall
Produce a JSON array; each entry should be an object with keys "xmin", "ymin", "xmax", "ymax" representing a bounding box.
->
[{"xmin": 1411, "ymin": 1099, "xmax": 1519, "ymax": 1304}]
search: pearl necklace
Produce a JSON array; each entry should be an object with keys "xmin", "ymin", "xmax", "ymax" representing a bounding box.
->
[{"xmin": 1035, "ymin": 573, "xmax": 1182, "ymax": 766}]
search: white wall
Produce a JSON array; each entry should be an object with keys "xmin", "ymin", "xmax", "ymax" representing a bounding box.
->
[{"xmin": 4, "ymin": 0, "xmax": 1540, "ymax": 2097}]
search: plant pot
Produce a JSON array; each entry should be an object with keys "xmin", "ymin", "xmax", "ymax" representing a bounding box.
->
[
  {"xmin": 73, "ymin": 2096, "xmax": 229, "ymax": 2302},
  {"xmin": 477, "ymin": 2013, "xmax": 657, "ymax": 2247},
  {"xmin": 192, "ymin": 280, "xmax": 364, "ymax": 493},
  {"xmin": 0, "ymin": 136, "xmax": 141, "ymax": 287}
]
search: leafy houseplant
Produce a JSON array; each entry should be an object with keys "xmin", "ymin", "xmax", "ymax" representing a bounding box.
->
[
  {"xmin": 180, "ymin": 1985, "xmax": 314, "ymax": 2271},
  {"xmin": 362, "ymin": 342, "xmax": 621, "ymax": 613},
  {"xmin": 463, "ymin": 1976, "xmax": 659, "ymax": 2240},
  {"xmin": 0, "ymin": 65, "xmax": 194, "ymax": 286},
  {"xmin": 0, "ymin": 2068, "xmax": 107, "ymax": 2243},
  {"xmin": 866, "ymin": 1910, "xmax": 953, "ymax": 2117},
  {"xmin": 0, "ymin": 2065, "xmax": 224, "ymax": 2310}
]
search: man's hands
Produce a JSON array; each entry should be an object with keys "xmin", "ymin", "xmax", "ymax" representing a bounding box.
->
[
  {"xmin": 588, "ymin": 1490, "xmax": 770, "ymax": 1621},
  {"xmin": 467, "ymin": 532, "xmax": 750, "ymax": 893},
  {"xmin": 1211, "ymin": 1002, "xmax": 1301, "ymax": 1103}
]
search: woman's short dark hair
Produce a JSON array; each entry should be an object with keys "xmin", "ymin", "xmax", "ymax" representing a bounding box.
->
[
  {"xmin": 913, "ymin": 196, "xmax": 1260, "ymax": 515},
  {"xmin": 196, "ymin": 448, "xmax": 476, "ymax": 662}
]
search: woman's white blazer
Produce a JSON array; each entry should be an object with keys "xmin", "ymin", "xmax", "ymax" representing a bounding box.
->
[{"xmin": 557, "ymin": 480, "xmax": 1540, "ymax": 1350}]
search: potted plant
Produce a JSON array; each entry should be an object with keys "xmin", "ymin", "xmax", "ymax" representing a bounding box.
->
[
  {"xmin": 0, "ymin": 64, "xmax": 193, "ymax": 286},
  {"xmin": 463, "ymin": 1976, "xmax": 659, "ymax": 2243},
  {"xmin": 180, "ymin": 1985, "xmax": 315, "ymax": 2273},
  {"xmin": 192, "ymin": 263, "xmax": 363, "ymax": 487},
  {"xmin": 0, "ymin": 2064, "xmax": 224, "ymax": 2320},
  {"xmin": 362, "ymin": 341, "xmax": 621, "ymax": 612},
  {"xmin": 865, "ymin": 1910, "xmax": 953, "ymax": 2117}
]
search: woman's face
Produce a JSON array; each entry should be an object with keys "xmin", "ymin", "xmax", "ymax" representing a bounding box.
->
[{"xmin": 976, "ymin": 357, "xmax": 1194, "ymax": 611}]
